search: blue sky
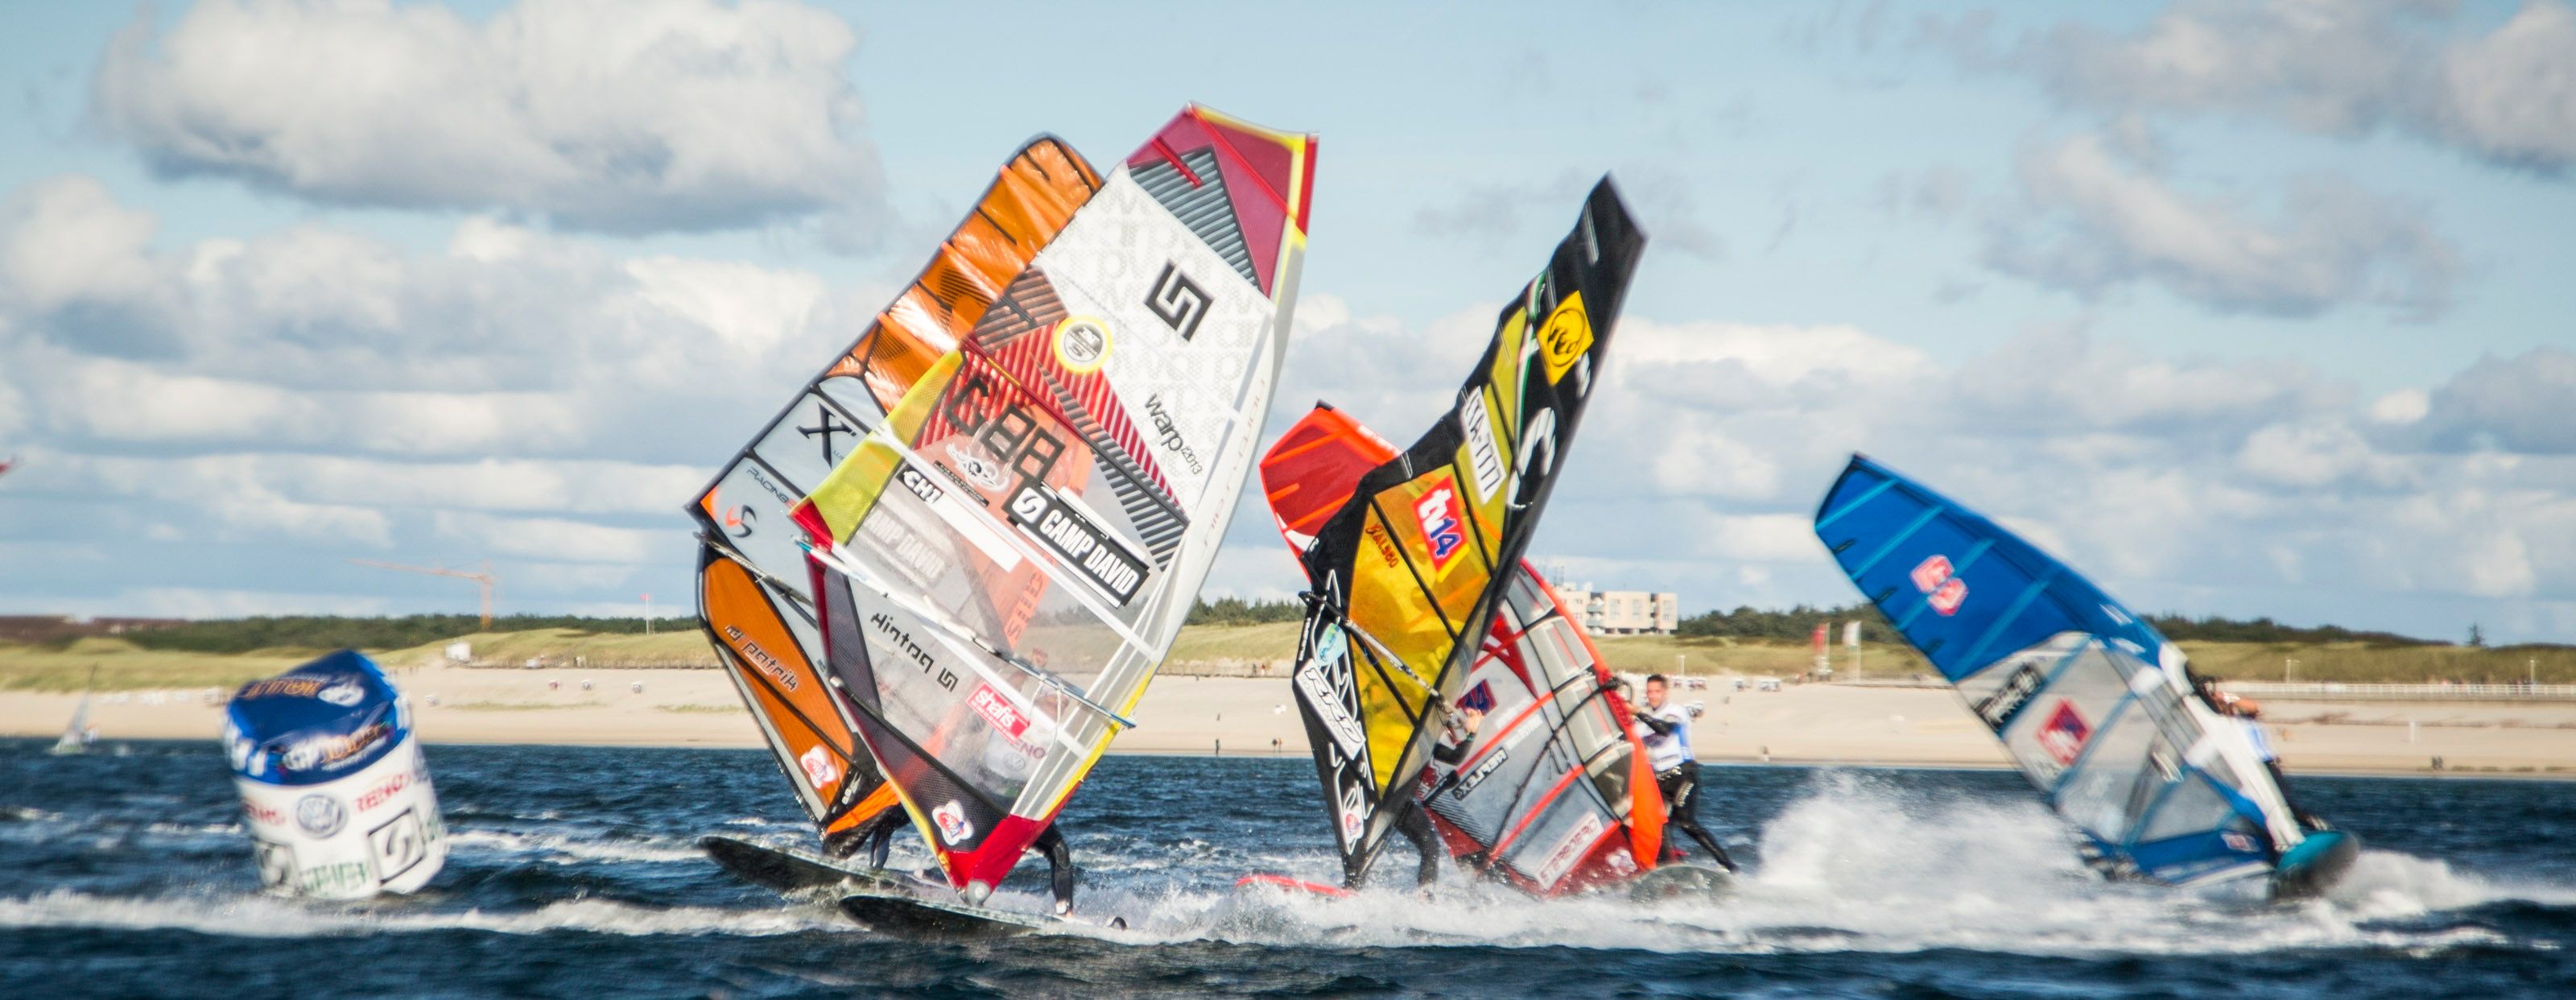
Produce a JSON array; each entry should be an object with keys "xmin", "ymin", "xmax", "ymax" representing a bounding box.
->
[{"xmin": 1, "ymin": 1, "xmax": 2570, "ymax": 642}]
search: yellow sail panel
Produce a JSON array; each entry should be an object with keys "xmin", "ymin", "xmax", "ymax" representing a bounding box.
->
[{"xmin": 790, "ymin": 352, "xmax": 962, "ymax": 546}]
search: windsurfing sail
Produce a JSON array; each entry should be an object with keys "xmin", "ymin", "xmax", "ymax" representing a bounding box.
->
[
  {"xmin": 1812, "ymin": 454, "xmax": 2326, "ymax": 886},
  {"xmin": 796, "ymin": 105, "xmax": 1317, "ymax": 899},
  {"xmin": 1274, "ymin": 180, "xmax": 1644, "ymax": 887},
  {"xmin": 1260, "ymin": 404, "xmax": 1665, "ymax": 895},
  {"xmin": 686, "ymin": 140, "xmax": 1106, "ymax": 848},
  {"xmin": 221, "ymin": 650, "xmax": 446, "ymax": 898},
  {"xmin": 50, "ymin": 664, "xmax": 97, "ymax": 755}
]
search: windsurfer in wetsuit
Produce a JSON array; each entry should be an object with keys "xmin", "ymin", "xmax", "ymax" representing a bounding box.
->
[
  {"xmin": 822, "ymin": 807, "xmax": 908, "ymax": 870},
  {"xmin": 1374, "ymin": 704, "xmax": 1485, "ymax": 890},
  {"xmin": 827, "ymin": 808, "xmax": 1081, "ymax": 918},
  {"xmin": 1033, "ymin": 824, "xmax": 1079, "ymax": 915},
  {"xmin": 1633, "ymin": 674, "xmax": 1739, "ymax": 873},
  {"xmin": 2213, "ymin": 690, "xmax": 2328, "ymax": 834}
]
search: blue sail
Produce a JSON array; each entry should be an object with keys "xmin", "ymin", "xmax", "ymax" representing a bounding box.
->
[{"xmin": 1812, "ymin": 454, "xmax": 2347, "ymax": 890}]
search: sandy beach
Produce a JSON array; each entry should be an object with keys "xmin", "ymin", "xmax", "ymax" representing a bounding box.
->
[{"xmin": 8, "ymin": 660, "xmax": 2571, "ymax": 779}]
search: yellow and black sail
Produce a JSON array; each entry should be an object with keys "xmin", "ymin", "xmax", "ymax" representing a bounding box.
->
[{"xmin": 1276, "ymin": 179, "xmax": 1644, "ymax": 886}]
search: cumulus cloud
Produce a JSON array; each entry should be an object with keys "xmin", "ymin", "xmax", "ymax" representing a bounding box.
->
[
  {"xmin": 1984, "ymin": 131, "xmax": 2458, "ymax": 319},
  {"xmin": 1203, "ymin": 300, "xmax": 2576, "ymax": 643},
  {"xmin": 2408, "ymin": 347, "xmax": 2576, "ymax": 454},
  {"xmin": 0, "ymin": 173, "xmax": 872, "ymax": 614},
  {"xmin": 1968, "ymin": 0, "xmax": 2576, "ymax": 176},
  {"xmin": 89, "ymin": 0, "xmax": 884, "ymax": 233}
]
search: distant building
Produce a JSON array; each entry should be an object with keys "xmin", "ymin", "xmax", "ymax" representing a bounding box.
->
[{"xmin": 1544, "ymin": 581, "xmax": 1679, "ymax": 635}]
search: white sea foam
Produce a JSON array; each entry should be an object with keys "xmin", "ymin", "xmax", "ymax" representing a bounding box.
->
[
  {"xmin": 0, "ymin": 888, "xmax": 840, "ymax": 938},
  {"xmin": 1053, "ymin": 771, "xmax": 2571, "ymax": 957},
  {"xmin": 444, "ymin": 829, "xmax": 704, "ymax": 864}
]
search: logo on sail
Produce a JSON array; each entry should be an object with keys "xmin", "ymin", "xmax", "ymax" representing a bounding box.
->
[
  {"xmin": 1533, "ymin": 810, "xmax": 1606, "ymax": 887},
  {"xmin": 1411, "ymin": 475, "xmax": 1468, "ymax": 572},
  {"xmin": 2037, "ymin": 699, "xmax": 2092, "ymax": 767},
  {"xmin": 1295, "ymin": 659, "xmax": 1365, "ymax": 758},
  {"xmin": 967, "ymin": 683, "xmax": 1032, "ymax": 740},
  {"xmin": 1144, "ymin": 262, "xmax": 1209, "ymax": 341},
  {"xmin": 932, "ymin": 800, "xmax": 975, "ymax": 846},
  {"xmin": 1911, "ymin": 554, "xmax": 1968, "ymax": 616},
  {"xmin": 1536, "ymin": 292, "xmax": 1591, "ymax": 385},
  {"xmin": 1459, "ymin": 392, "xmax": 1505, "ymax": 502},
  {"xmin": 798, "ymin": 745, "xmax": 840, "ymax": 788},
  {"xmin": 1053, "ymin": 316, "xmax": 1113, "ymax": 374},
  {"xmin": 1006, "ymin": 486, "xmax": 1147, "ymax": 605}
]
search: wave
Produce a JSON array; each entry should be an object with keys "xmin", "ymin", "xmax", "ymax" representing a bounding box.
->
[
  {"xmin": 1051, "ymin": 771, "xmax": 2574, "ymax": 956},
  {"xmin": 0, "ymin": 888, "xmax": 840, "ymax": 939}
]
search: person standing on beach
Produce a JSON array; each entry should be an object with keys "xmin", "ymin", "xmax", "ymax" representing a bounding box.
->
[{"xmin": 1633, "ymin": 675, "xmax": 1737, "ymax": 872}]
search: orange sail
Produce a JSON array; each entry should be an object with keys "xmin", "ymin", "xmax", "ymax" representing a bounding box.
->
[{"xmin": 687, "ymin": 139, "xmax": 1104, "ymax": 843}]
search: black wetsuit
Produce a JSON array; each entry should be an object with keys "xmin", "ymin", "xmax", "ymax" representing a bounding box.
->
[
  {"xmin": 1634, "ymin": 710, "xmax": 1739, "ymax": 873},
  {"xmin": 822, "ymin": 808, "xmax": 906, "ymax": 869},
  {"xmin": 1033, "ymin": 824, "xmax": 1076, "ymax": 914},
  {"xmin": 1368, "ymin": 738, "xmax": 1472, "ymax": 890}
]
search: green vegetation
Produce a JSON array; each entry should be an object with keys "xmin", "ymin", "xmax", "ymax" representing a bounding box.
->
[
  {"xmin": 1676, "ymin": 603, "xmax": 2444, "ymax": 647},
  {"xmin": 5, "ymin": 608, "xmax": 2562, "ymax": 695},
  {"xmin": 1186, "ymin": 596, "xmax": 1303, "ymax": 626},
  {"xmin": 111, "ymin": 614, "xmax": 667, "ymax": 655},
  {"xmin": 0, "ymin": 638, "xmax": 308, "ymax": 692},
  {"xmin": 2178, "ymin": 641, "xmax": 2576, "ymax": 685}
]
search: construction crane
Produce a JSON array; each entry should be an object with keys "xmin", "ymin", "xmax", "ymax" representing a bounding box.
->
[{"xmin": 350, "ymin": 560, "xmax": 496, "ymax": 630}]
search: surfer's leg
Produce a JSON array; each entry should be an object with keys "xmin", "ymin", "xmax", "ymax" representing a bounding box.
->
[
  {"xmin": 864, "ymin": 816, "xmax": 895, "ymax": 870},
  {"xmin": 2264, "ymin": 759, "xmax": 2328, "ymax": 830},
  {"xmin": 1665, "ymin": 762, "xmax": 1738, "ymax": 873},
  {"xmin": 1394, "ymin": 803, "xmax": 1440, "ymax": 888},
  {"xmin": 1034, "ymin": 824, "xmax": 1076, "ymax": 915}
]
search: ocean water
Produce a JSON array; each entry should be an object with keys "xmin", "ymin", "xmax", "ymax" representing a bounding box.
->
[{"xmin": 2, "ymin": 739, "xmax": 2569, "ymax": 998}]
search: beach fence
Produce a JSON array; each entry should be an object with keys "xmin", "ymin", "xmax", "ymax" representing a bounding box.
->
[{"xmin": 2223, "ymin": 681, "xmax": 2576, "ymax": 703}]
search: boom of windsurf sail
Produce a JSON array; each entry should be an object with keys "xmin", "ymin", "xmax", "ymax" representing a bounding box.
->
[
  {"xmin": 687, "ymin": 139, "xmax": 1105, "ymax": 846},
  {"xmin": 1270, "ymin": 179, "xmax": 1644, "ymax": 887},
  {"xmin": 1259, "ymin": 403, "xmax": 1666, "ymax": 895},
  {"xmin": 1811, "ymin": 454, "xmax": 2324, "ymax": 887},
  {"xmin": 797, "ymin": 105, "xmax": 1317, "ymax": 900}
]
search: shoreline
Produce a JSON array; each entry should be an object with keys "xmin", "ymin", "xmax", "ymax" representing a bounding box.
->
[{"xmin": 10, "ymin": 663, "xmax": 2573, "ymax": 780}]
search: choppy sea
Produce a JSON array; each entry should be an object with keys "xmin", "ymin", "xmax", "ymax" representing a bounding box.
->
[{"xmin": 2, "ymin": 738, "xmax": 2569, "ymax": 998}]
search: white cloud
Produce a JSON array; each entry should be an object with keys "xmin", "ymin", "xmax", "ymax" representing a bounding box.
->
[
  {"xmin": 1985, "ymin": 131, "xmax": 2458, "ymax": 319},
  {"xmin": 432, "ymin": 511, "xmax": 668, "ymax": 564},
  {"xmin": 1208, "ymin": 305, "xmax": 2576, "ymax": 643},
  {"xmin": 2410, "ymin": 347, "xmax": 2576, "ymax": 454},
  {"xmin": 1986, "ymin": 0, "xmax": 2576, "ymax": 176},
  {"xmin": 90, "ymin": 0, "xmax": 883, "ymax": 233}
]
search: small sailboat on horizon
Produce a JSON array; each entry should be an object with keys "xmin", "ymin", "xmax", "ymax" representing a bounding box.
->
[{"xmin": 48, "ymin": 664, "xmax": 99, "ymax": 755}]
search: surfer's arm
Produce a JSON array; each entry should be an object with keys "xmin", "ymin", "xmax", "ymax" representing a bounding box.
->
[{"xmin": 1632, "ymin": 710, "xmax": 1676, "ymax": 736}]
